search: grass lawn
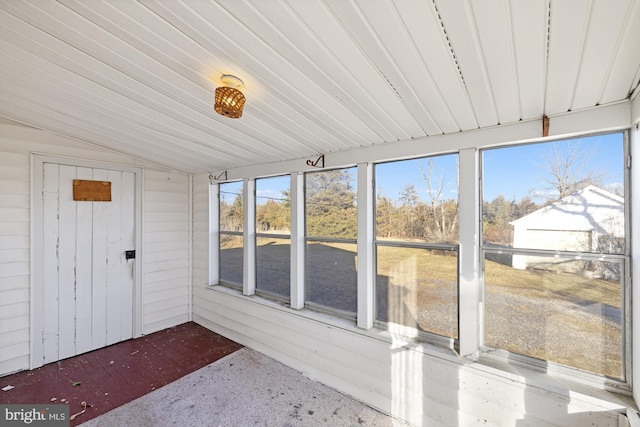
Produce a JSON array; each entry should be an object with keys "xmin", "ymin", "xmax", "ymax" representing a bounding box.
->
[{"xmin": 221, "ymin": 239, "xmax": 623, "ymax": 379}]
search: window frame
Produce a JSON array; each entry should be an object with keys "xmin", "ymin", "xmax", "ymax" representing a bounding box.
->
[
  {"xmin": 372, "ymin": 153, "xmax": 461, "ymax": 347},
  {"xmin": 478, "ymin": 131, "xmax": 631, "ymax": 388},
  {"xmin": 254, "ymin": 174, "xmax": 292, "ymax": 303},
  {"xmin": 303, "ymin": 166, "xmax": 358, "ymax": 318},
  {"xmin": 217, "ymin": 180, "xmax": 245, "ymax": 290}
]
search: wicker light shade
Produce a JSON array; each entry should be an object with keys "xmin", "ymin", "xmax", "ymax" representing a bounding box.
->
[{"xmin": 214, "ymin": 75, "xmax": 246, "ymax": 119}]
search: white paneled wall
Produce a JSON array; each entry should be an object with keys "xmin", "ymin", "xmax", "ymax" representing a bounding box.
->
[
  {"xmin": 0, "ymin": 121, "xmax": 190, "ymax": 375},
  {"xmin": 191, "ymin": 173, "xmax": 211, "ymax": 290},
  {"xmin": 142, "ymin": 170, "xmax": 190, "ymax": 334},
  {"xmin": 192, "ymin": 289, "xmax": 626, "ymax": 427},
  {"xmin": 0, "ymin": 148, "xmax": 30, "ymax": 375}
]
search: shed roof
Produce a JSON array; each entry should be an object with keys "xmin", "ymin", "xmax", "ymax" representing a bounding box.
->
[{"xmin": 510, "ymin": 185, "xmax": 624, "ymax": 234}]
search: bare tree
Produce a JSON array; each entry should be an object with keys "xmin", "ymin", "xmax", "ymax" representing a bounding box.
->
[
  {"xmin": 399, "ymin": 184, "xmax": 419, "ymax": 238},
  {"xmin": 420, "ymin": 160, "xmax": 458, "ymax": 243},
  {"xmin": 538, "ymin": 140, "xmax": 604, "ymax": 202}
]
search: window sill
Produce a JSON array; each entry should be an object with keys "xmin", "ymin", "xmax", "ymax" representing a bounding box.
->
[{"xmin": 474, "ymin": 351, "xmax": 635, "ymax": 412}]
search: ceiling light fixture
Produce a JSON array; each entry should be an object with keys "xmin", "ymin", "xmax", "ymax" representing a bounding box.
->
[{"xmin": 214, "ymin": 75, "xmax": 246, "ymax": 119}]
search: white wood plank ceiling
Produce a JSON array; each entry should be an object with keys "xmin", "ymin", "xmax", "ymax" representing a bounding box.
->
[{"xmin": 1, "ymin": 0, "xmax": 639, "ymax": 173}]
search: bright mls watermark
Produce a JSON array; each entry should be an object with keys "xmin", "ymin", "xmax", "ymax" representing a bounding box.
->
[{"xmin": 1, "ymin": 405, "xmax": 68, "ymax": 426}]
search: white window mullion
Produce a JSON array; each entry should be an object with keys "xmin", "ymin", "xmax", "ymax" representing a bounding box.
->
[
  {"xmin": 290, "ymin": 172, "xmax": 305, "ymax": 309},
  {"xmin": 630, "ymin": 125, "xmax": 639, "ymax": 396},
  {"xmin": 210, "ymin": 183, "xmax": 220, "ymax": 285},
  {"xmin": 243, "ymin": 178, "xmax": 256, "ymax": 295},
  {"xmin": 357, "ymin": 162, "xmax": 374, "ymax": 329},
  {"xmin": 458, "ymin": 148, "xmax": 481, "ymax": 358}
]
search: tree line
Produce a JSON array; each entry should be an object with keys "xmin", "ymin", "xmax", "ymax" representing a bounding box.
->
[
  {"xmin": 220, "ymin": 169, "xmax": 535, "ymax": 246},
  {"xmin": 219, "ymin": 140, "xmax": 611, "ymax": 246}
]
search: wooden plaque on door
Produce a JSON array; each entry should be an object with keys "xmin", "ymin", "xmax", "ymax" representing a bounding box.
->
[{"xmin": 73, "ymin": 179, "xmax": 112, "ymax": 201}]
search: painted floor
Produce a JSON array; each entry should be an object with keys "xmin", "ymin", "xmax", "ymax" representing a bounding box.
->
[{"xmin": 0, "ymin": 322, "xmax": 242, "ymax": 426}]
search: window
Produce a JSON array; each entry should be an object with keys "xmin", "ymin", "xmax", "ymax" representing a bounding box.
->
[
  {"xmin": 375, "ymin": 155, "xmax": 459, "ymax": 339},
  {"xmin": 219, "ymin": 181, "xmax": 243, "ymax": 287},
  {"xmin": 305, "ymin": 168, "xmax": 357, "ymax": 314},
  {"xmin": 255, "ymin": 175, "xmax": 291, "ymax": 300},
  {"xmin": 210, "ymin": 129, "xmax": 630, "ymax": 386},
  {"xmin": 481, "ymin": 133, "xmax": 627, "ymax": 380}
]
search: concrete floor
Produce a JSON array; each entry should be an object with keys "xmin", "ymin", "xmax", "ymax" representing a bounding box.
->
[{"xmin": 80, "ymin": 347, "xmax": 411, "ymax": 427}]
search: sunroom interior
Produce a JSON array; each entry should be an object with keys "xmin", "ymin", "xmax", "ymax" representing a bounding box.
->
[{"xmin": 1, "ymin": 1, "xmax": 640, "ymax": 426}]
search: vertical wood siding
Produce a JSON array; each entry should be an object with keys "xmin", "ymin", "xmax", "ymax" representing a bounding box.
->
[
  {"xmin": 40, "ymin": 164, "xmax": 136, "ymax": 363},
  {"xmin": 0, "ymin": 122, "xmax": 190, "ymax": 375}
]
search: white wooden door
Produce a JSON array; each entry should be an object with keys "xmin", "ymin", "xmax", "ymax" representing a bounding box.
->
[{"xmin": 41, "ymin": 163, "xmax": 135, "ymax": 363}]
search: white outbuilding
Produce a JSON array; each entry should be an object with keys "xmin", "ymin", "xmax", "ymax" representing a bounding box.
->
[{"xmin": 511, "ymin": 185, "xmax": 624, "ymax": 271}]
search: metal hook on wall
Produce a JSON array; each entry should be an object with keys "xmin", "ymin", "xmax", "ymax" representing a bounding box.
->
[
  {"xmin": 209, "ymin": 170, "xmax": 227, "ymax": 184},
  {"xmin": 306, "ymin": 154, "xmax": 324, "ymax": 168}
]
